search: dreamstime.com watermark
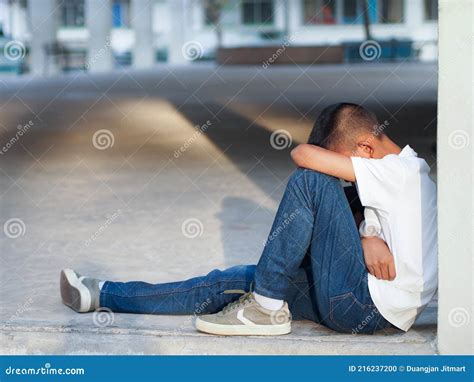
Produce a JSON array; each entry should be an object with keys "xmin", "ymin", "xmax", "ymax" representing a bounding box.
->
[
  {"xmin": 85, "ymin": 38, "xmax": 111, "ymax": 70},
  {"xmin": 264, "ymin": 209, "xmax": 300, "ymax": 246},
  {"xmin": 84, "ymin": 209, "xmax": 122, "ymax": 247},
  {"xmin": 174, "ymin": 120, "xmax": 212, "ymax": 158},
  {"xmin": 0, "ymin": 120, "xmax": 34, "ymax": 155},
  {"xmin": 4, "ymin": 363, "xmax": 85, "ymax": 376},
  {"xmin": 172, "ymin": 298, "xmax": 212, "ymax": 335},
  {"xmin": 262, "ymin": 30, "xmax": 302, "ymax": 69},
  {"xmin": 351, "ymin": 307, "xmax": 380, "ymax": 335},
  {"xmin": 5, "ymin": 297, "xmax": 34, "ymax": 326},
  {"xmin": 350, "ymin": 120, "xmax": 390, "ymax": 156}
]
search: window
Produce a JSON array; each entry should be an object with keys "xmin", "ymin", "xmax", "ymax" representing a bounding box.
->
[
  {"xmin": 424, "ymin": 0, "xmax": 438, "ymax": 20},
  {"xmin": 303, "ymin": 0, "xmax": 403, "ymax": 26},
  {"xmin": 341, "ymin": 0, "xmax": 376, "ymax": 24},
  {"xmin": 342, "ymin": 0, "xmax": 402, "ymax": 25},
  {"xmin": 242, "ymin": 0, "xmax": 274, "ymax": 25},
  {"xmin": 112, "ymin": 0, "xmax": 131, "ymax": 28},
  {"xmin": 343, "ymin": 0, "xmax": 358, "ymax": 22},
  {"xmin": 204, "ymin": 0, "xmax": 221, "ymax": 26},
  {"xmin": 379, "ymin": 0, "xmax": 403, "ymax": 23},
  {"xmin": 303, "ymin": 0, "xmax": 337, "ymax": 25},
  {"xmin": 61, "ymin": 0, "xmax": 85, "ymax": 27}
]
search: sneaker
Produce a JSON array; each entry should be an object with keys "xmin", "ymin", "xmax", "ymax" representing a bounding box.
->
[
  {"xmin": 195, "ymin": 292, "xmax": 291, "ymax": 336},
  {"xmin": 60, "ymin": 269, "xmax": 101, "ymax": 313}
]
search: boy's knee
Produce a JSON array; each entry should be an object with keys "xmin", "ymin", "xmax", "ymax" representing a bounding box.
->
[{"xmin": 289, "ymin": 168, "xmax": 337, "ymax": 187}]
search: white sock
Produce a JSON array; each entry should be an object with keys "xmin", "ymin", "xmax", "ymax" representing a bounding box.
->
[
  {"xmin": 253, "ymin": 292, "xmax": 284, "ymax": 310},
  {"xmin": 98, "ymin": 281, "xmax": 105, "ymax": 290}
]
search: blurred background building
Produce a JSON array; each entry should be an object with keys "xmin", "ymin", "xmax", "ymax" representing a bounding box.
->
[{"xmin": 0, "ymin": 0, "xmax": 438, "ymax": 75}]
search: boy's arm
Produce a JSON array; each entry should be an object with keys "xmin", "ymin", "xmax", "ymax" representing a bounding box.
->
[{"xmin": 291, "ymin": 144, "xmax": 356, "ymax": 182}]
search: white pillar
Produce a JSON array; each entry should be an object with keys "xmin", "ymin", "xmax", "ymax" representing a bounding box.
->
[
  {"xmin": 274, "ymin": 0, "xmax": 286, "ymax": 35},
  {"xmin": 131, "ymin": 0, "xmax": 155, "ymax": 69},
  {"xmin": 12, "ymin": 1, "xmax": 29, "ymax": 41},
  {"xmin": 288, "ymin": 0, "xmax": 302, "ymax": 43},
  {"xmin": 404, "ymin": 0, "xmax": 424, "ymax": 34},
  {"xmin": 437, "ymin": 0, "xmax": 473, "ymax": 355},
  {"xmin": 168, "ymin": 0, "xmax": 189, "ymax": 65},
  {"xmin": 28, "ymin": 0, "xmax": 59, "ymax": 76},
  {"xmin": 85, "ymin": 0, "xmax": 113, "ymax": 72}
]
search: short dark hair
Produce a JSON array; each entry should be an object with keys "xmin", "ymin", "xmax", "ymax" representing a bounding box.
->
[{"xmin": 307, "ymin": 103, "xmax": 379, "ymax": 150}]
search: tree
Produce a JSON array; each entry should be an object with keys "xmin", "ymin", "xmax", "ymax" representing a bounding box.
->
[
  {"xmin": 203, "ymin": 0, "xmax": 225, "ymax": 49},
  {"xmin": 360, "ymin": 0, "xmax": 372, "ymax": 41}
]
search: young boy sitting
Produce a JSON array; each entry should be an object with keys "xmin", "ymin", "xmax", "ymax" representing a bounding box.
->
[{"xmin": 60, "ymin": 103, "xmax": 438, "ymax": 336}]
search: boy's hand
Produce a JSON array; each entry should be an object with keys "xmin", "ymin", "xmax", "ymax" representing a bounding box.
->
[{"xmin": 361, "ymin": 236, "xmax": 396, "ymax": 281}]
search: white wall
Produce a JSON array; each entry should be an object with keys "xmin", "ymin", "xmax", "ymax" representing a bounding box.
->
[{"xmin": 437, "ymin": 0, "xmax": 473, "ymax": 355}]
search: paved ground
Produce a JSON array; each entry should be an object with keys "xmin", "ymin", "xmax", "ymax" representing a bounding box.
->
[{"xmin": 0, "ymin": 63, "xmax": 438, "ymax": 354}]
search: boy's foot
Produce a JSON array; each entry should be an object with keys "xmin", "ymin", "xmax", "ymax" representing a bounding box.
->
[
  {"xmin": 60, "ymin": 269, "xmax": 101, "ymax": 313},
  {"xmin": 195, "ymin": 292, "xmax": 291, "ymax": 336}
]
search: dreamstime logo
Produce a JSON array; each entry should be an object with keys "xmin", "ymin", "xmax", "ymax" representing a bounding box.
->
[
  {"xmin": 182, "ymin": 41, "xmax": 203, "ymax": 61},
  {"xmin": 448, "ymin": 129, "xmax": 470, "ymax": 150},
  {"xmin": 270, "ymin": 309, "xmax": 289, "ymax": 325},
  {"xmin": 181, "ymin": 218, "xmax": 204, "ymax": 238},
  {"xmin": 448, "ymin": 307, "xmax": 470, "ymax": 328},
  {"xmin": 362, "ymin": 215, "xmax": 381, "ymax": 237},
  {"xmin": 359, "ymin": 40, "xmax": 381, "ymax": 61},
  {"xmin": 3, "ymin": 40, "xmax": 26, "ymax": 61},
  {"xmin": 92, "ymin": 129, "xmax": 115, "ymax": 150},
  {"xmin": 3, "ymin": 218, "xmax": 26, "ymax": 239},
  {"xmin": 364, "ymin": 224, "xmax": 380, "ymax": 237},
  {"xmin": 270, "ymin": 129, "xmax": 292, "ymax": 150},
  {"xmin": 93, "ymin": 307, "xmax": 114, "ymax": 327}
]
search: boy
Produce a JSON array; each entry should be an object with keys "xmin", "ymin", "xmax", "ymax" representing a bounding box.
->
[{"xmin": 60, "ymin": 103, "xmax": 437, "ymax": 335}]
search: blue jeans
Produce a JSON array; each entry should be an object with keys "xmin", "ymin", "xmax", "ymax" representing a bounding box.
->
[{"xmin": 101, "ymin": 169, "xmax": 392, "ymax": 334}]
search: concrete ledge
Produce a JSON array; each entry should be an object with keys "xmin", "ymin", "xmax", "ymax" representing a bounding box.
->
[{"xmin": 1, "ymin": 307, "xmax": 437, "ymax": 355}]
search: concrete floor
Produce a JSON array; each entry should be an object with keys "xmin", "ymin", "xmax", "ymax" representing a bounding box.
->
[{"xmin": 0, "ymin": 63, "xmax": 438, "ymax": 354}]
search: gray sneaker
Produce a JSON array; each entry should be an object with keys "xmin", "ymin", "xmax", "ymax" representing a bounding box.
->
[
  {"xmin": 195, "ymin": 292, "xmax": 291, "ymax": 336},
  {"xmin": 60, "ymin": 269, "xmax": 101, "ymax": 313}
]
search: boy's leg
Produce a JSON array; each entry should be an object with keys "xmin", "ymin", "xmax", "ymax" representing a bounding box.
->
[
  {"xmin": 100, "ymin": 265, "xmax": 254, "ymax": 315},
  {"xmin": 61, "ymin": 264, "xmax": 316, "ymax": 320},
  {"xmin": 253, "ymin": 168, "xmax": 388, "ymax": 334},
  {"xmin": 101, "ymin": 263, "xmax": 315, "ymax": 319}
]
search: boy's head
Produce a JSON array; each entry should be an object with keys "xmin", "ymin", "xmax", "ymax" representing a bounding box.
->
[{"xmin": 308, "ymin": 103, "xmax": 383, "ymax": 158}]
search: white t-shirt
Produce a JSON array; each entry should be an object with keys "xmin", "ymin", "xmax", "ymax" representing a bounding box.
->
[{"xmin": 351, "ymin": 145, "xmax": 438, "ymax": 331}]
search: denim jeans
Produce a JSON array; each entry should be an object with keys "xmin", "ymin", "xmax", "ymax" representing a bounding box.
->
[{"xmin": 101, "ymin": 169, "xmax": 392, "ymax": 334}]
